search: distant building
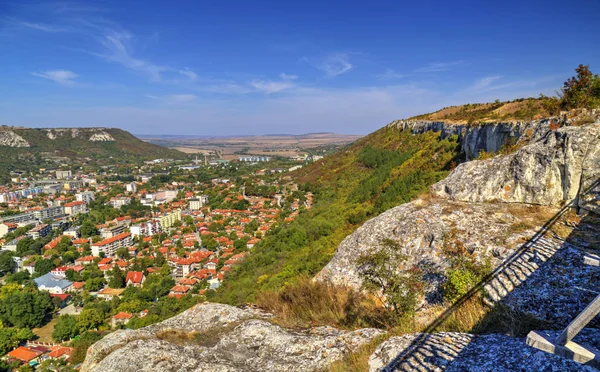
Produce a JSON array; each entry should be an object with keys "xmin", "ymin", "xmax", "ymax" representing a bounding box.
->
[
  {"xmin": 34, "ymin": 272, "xmax": 73, "ymax": 294},
  {"xmin": 76, "ymin": 191, "xmax": 95, "ymax": 204},
  {"xmin": 55, "ymin": 170, "xmax": 72, "ymax": 179},
  {"xmin": 91, "ymin": 232, "xmax": 132, "ymax": 257},
  {"xmin": 238, "ymin": 156, "xmax": 271, "ymax": 162},
  {"xmin": 0, "ymin": 222, "xmax": 17, "ymax": 238},
  {"xmin": 189, "ymin": 198, "xmax": 202, "ymax": 210},
  {"xmin": 125, "ymin": 271, "xmax": 145, "ymax": 287},
  {"xmin": 28, "ymin": 223, "xmax": 51, "ymax": 239},
  {"xmin": 101, "ymin": 224, "xmax": 127, "ymax": 239},
  {"xmin": 126, "ymin": 182, "xmax": 137, "ymax": 193},
  {"xmin": 109, "ymin": 197, "xmax": 131, "ymax": 209},
  {"xmin": 130, "ymin": 220, "xmax": 161, "ymax": 238},
  {"xmin": 158, "ymin": 209, "xmax": 181, "ymax": 230},
  {"xmin": 64, "ymin": 201, "xmax": 88, "ymax": 216},
  {"xmin": 33, "ymin": 206, "xmax": 65, "ymax": 221},
  {"xmin": 112, "ymin": 312, "xmax": 133, "ymax": 328},
  {"xmin": 154, "ymin": 190, "xmax": 177, "ymax": 204}
]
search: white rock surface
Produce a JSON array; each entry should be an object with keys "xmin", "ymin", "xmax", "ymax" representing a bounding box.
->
[
  {"xmin": 81, "ymin": 303, "xmax": 384, "ymax": 372},
  {"xmin": 0, "ymin": 130, "xmax": 30, "ymax": 147}
]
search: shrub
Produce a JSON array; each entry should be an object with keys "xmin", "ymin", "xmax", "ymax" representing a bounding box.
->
[
  {"xmin": 560, "ymin": 64, "xmax": 600, "ymax": 110},
  {"xmin": 443, "ymin": 268, "xmax": 478, "ymax": 304},
  {"xmin": 356, "ymin": 239, "xmax": 424, "ymax": 321}
]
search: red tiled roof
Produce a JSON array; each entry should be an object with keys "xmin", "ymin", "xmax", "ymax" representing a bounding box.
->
[
  {"xmin": 126, "ymin": 271, "xmax": 144, "ymax": 284},
  {"xmin": 50, "ymin": 293, "xmax": 71, "ymax": 301},
  {"xmin": 76, "ymin": 255, "xmax": 96, "ymax": 263},
  {"xmin": 113, "ymin": 311, "xmax": 133, "ymax": 320},
  {"xmin": 7, "ymin": 346, "xmax": 42, "ymax": 362},
  {"xmin": 47, "ymin": 346, "xmax": 73, "ymax": 359},
  {"xmin": 64, "ymin": 201, "xmax": 85, "ymax": 207},
  {"xmin": 170, "ymin": 285, "xmax": 190, "ymax": 293},
  {"xmin": 93, "ymin": 232, "xmax": 131, "ymax": 247}
]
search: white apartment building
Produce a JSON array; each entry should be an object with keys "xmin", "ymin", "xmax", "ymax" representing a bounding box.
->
[
  {"xmin": 91, "ymin": 232, "xmax": 133, "ymax": 257},
  {"xmin": 76, "ymin": 191, "xmax": 95, "ymax": 204}
]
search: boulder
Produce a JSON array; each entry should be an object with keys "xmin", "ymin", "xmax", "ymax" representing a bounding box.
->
[{"xmin": 81, "ymin": 303, "xmax": 384, "ymax": 372}]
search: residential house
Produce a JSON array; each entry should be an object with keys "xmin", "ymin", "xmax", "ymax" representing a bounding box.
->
[
  {"xmin": 34, "ymin": 272, "xmax": 73, "ymax": 294},
  {"xmin": 97, "ymin": 287, "xmax": 125, "ymax": 300},
  {"xmin": 112, "ymin": 312, "xmax": 133, "ymax": 328},
  {"xmin": 125, "ymin": 271, "xmax": 145, "ymax": 287},
  {"xmin": 7, "ymin": 346, "xmax": 44, "ymax": 365}
]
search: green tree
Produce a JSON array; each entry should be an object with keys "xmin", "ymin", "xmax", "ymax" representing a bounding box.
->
[
  {"xmin": 77, "ymin": 308, "xmax": 105, "ymax": 332},
  {"xmin": 0, "ymin": 290, "xmax": 53, "ymax": 328},
  {"xmin": 85, "ymin": 277, "xmax": 106, "ymax": 292},
  {"xmin": 0, "ymin": 328, "xmax": 21, "ymax": 356},
  {"xmin": 109, "ymin": 266, "xmax": 126, "ymax": 289},
  {"xmin": 16, "ymin": 237, "xmax": 34, "ymax": 256},
  {"xmin": 52, "ymin": 315, "xmax": 79, "ymax": 342},
  {"xmin": 560, "ymin": 64, "xmax": 600, "ymax": 109},
  {"xmin": 70, "ymin": 332, "xmax": 103, "ymax": 364},
  {"xmin": 116, "ymin": 247, "xmax": 130, "ymax": 259},
  {"xmin": 65, "ymin": 268, "xmax": 82, "ymax": 282},
  {"xmin": 34, "ymin": 258, "xmax": 54, "ymax": 276},
  {"xmin": 356, "ymin": 239, "xmax": 423, "ymax": 319},
  {"xmin": 0, "ymin": 251, "xmax": 15, "ymax": 274}
]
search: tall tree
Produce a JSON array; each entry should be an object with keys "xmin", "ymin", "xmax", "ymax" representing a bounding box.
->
[{"xmin": 109, "ymin": 266, "xmax": 126, "ymax": 289}]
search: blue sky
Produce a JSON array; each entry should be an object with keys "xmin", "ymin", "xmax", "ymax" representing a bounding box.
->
[{"xmin": 0, "ymin": 0, "xmax": 598, "ymax": 135}]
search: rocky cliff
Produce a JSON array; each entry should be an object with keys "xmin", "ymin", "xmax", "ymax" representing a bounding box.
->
[
  {"xmin": 81, "ymin": 303, "xmax": 384, "ymax": 372},
  {"xmin": 390, "ymin": 108, "xmax": 599, "ymax": 160},
  {"xmin": 431, "ymin": 123, "xmax": 600, "ymax": 207}
]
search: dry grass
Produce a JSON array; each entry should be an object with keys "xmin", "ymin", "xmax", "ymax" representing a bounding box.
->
[
  {"xmin": 327, "ymin": 335, "xmax": 389, "ymax": 372},
  {"xmin": 33, "ymin": 317, "xmax": 59, "ymax": 343},
  {"xmin": 570, "ymin": 115, "xmax": 596, "ymax": 126},
  {"xmin": 156, "ymin": 323, "xmax": 243, "ymax": 348},
  {"xmin": 257, "ymin": 277, "xmax": 385, "ymax": 329}
]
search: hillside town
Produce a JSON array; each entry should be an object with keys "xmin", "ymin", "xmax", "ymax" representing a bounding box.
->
[{"xmin": 0, "ymin": 159, "xmax": 312, "ymax": 370}]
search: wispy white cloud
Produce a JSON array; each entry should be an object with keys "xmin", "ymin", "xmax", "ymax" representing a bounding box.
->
[
  {"xmin": 146, "ymin": 93, "xmax": 197, "ymax": 104},
  {"xmin": 468, "ymin": 76, "xmax": 502, "ymax": 92},
  {"xmin": 416, "ymin": 60, "xmax": 466, "ymax": 73},
  {"xmin": 31, "ymin": 70, "xmax": 78, "ymax": 85},
  {"xmin": 87, "ymin": 27, "xmax": 167, "ymax": 81},
  {"xmin": 304, "ymin": 53, "xmax": 353, "ymax": 77},
  {"xmin": 3, "ymin": 17, "xmax": 66, "ymax": 32},
  {"xmin": 179, "ymin": 68, "xmax": 198, "ymax": 81},
  {"xmin": 249, "ymin": 73, "xmax": 298, "ymax": 94},
  {"xmin": 376, "ymin": 69, "xmax": 406, "ymax": 80}
]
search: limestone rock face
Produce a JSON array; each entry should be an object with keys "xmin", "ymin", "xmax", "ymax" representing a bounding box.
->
[
  {"xmin": 81, "ymin": 303, "xmax": 384, "ymax": 372},
  {"xmin": 89, "ymin": 131, "xmax": 115, "ymax": 142},
  {"xmin": 389, "ymin": 118, "xmax": 550, "ymax": 160},
  {"xmin": 431, "ymin": 123, "xmax": 600, "ymax": 206},
  {"xmin": 316, "ymin": 199, "xmax": 554, "ymax": 297},
  {"xmin": 0, "ymin": 130, "xmax": 30, "ymax": 147}
]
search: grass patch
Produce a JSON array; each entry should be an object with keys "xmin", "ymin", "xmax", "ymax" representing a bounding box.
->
[
  {"xmin": 32, "ymin": 317, "xmax": 59, "ymax": 343},
  {"xmin": 257, "ymin": 277, "xmax": 385, "ymax": 329}
]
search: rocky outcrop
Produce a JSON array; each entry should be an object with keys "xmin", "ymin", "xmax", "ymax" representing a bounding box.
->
[
  {"xmin": 89, "ymin": 131, "xmax": 115, "ymax": 142},
  {"xmin": 431, "ymin": 123, "xmax": 600, "ymax": 207},
  {"xmin": 368, "ymin": 329, "xmax": 600, "ymax": 371},
  {"xmin": 390, "ymin": 109, "xmax": 600, "ymax": 160},
  {"xmin": 0, "ymin": 130, "xmax": 30, "ymax": 147},
  {"xmin": 81, "ymin": 303, "xmax": 384, "ymax": 372},
  {"xmin": 388, "ymin": 119, "xmax": 549, "ymax": 160},
  {"xmin": 316, "ymin": 198, "xmax": 556, "ymax": 298}
]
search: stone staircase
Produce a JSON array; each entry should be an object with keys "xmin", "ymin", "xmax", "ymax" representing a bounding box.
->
[{"xmin": 483, "ymin": 236, "xmax": 564, "ymax": 303}]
